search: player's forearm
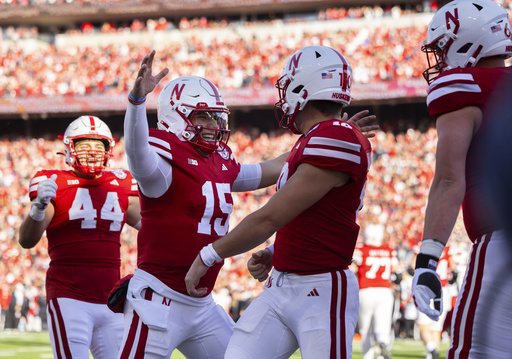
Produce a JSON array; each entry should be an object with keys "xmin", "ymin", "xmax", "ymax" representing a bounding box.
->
[
  {"xmin": 18, "ymin": 217, "xmax": 45, "ymax": 248},
  {"xmin": 124, "ymin": 103, "xmax": 173, "ymax": 197},
  {"xmin": 258, "ymin": 151, "xmax": 289, "ymax": 188},
  {"xmin": 124, "ymin": 102, "xmax": 154, "ymax": 175},
  {"xmin": 422, "ymin": 177, "xmax": 466, "ymax": 245},
  {"xmin": 213, "ymin": 211, "xmax": 279, "ymax": 260}
]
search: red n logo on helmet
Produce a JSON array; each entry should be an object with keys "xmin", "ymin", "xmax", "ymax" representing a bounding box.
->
[
  {"xmin": 171, "ymin": 83, "xmax": 185, "ymax": 101},
  {"xmin": 288, "ymin": 53, "xmax": 302, "ymax": 75},
  {"xmin": 445, "ymin": 8, "xmax": 460, "ymax": 34}
]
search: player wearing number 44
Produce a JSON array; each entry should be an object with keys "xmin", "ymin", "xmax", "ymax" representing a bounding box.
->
[{"xmin": 18, "ymin": 116, "xmax": 141, "ymax": 359}]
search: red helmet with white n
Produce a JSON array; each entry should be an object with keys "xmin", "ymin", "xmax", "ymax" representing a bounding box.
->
[
  {"xmin": 157, "ymin": 76, "xmax": 230, "ymax": 154},
  {"xmin": 62, "ymin": 116, "xmax": 114, "ymax": 177},
  {"xmin": 275, "ymin": 45, "xmax": 352, "ymax": 134},
  {"xmin": 422, "ymin": 0, "xmax": 512, "ymax": 84}
]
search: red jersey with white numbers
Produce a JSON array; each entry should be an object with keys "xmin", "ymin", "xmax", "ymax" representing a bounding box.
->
[
  {"xmin": 29, "ymin": 169, "xmax": 138, "ymax": 304},
  {"xmin": 137, "ymin": 129, "xmax": 241, "ymax": 295},
  {"xmin": 426, "ymin": 67, "xmax": 512, "ymax": 241},
  {"xmin": 273, "ymin": 120, "xmax": 372, "ymax": 274},
  {"xmin": 353, "ymin": 244, "xmax": 397, "ymax": 289}
]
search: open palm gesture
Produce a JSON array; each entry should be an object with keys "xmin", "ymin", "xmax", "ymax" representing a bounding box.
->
[{"xmin": 131, "ymin": 50, "xmax": 169, "ymax": 99}]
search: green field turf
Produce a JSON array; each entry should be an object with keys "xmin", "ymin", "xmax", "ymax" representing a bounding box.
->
[{"xmin": 0, "ymin": 330, "xmax": 449, "ymax": 358}]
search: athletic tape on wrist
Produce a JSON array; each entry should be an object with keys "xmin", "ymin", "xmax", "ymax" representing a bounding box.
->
[
  {"xmin": 266, "ymin": 244, "xmax": 274, "ymax": 255},
  {"xmin": 421, "ymin": 238, "xmax": 445, "ymax": 258},
  {"xmin": 416, "ymin": 238, "xmax": 445, "ymax": 270},
  {"xmin": 200, "ymin": 243, "xmax": 222, "ymax": 267},
  {"xmin": 29, "ymin": 203, "xmax": 46, "ymax": 222}
]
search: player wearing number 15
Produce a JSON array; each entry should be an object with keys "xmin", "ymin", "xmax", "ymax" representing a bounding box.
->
[{"xmin": 18, "ymin": 116, "xmax": 141, "ymax": 359}]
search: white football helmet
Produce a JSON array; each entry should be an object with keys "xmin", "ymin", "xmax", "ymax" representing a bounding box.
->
[
  {"xmin": 61, "ymin": 116, "xmax": 114, "ymax": 177},
  {"xmin": 275, "ymin": 45, "xmax": 352, "ymax": 134},
  {"xmin": 157, "ymin": 76, "xmax": 230, "ymax": 154},
  {"xmin": 422, "ymin": 0, "xmax": 512, "ymax": 84}
]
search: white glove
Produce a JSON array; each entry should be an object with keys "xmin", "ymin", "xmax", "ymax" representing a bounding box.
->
[
  {"xmin": 411, "ymin": 267, "xmax": 443, "ymax": 321},
  {"xmin": 29, "ymin": 174, "xmax": 58, "ymax": 221}
]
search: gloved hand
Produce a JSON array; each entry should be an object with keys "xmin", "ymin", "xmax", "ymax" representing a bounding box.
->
[
  {"xmin": 30, "ymin": 174, "xmax": 58, "ymax": 221},
  {"xmin": 412, "ymin": 267, "xmax": 443, "ymax": 321}
]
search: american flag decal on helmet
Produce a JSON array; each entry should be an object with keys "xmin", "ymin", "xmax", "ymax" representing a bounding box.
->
[{"xmin": 491, "ymin": 24, "xmax": 502, "ymax": 33}]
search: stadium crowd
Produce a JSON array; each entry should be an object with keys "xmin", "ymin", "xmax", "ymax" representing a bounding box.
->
[
  {"xmin": 3, "ymin": 2, "xmax": 512, "ymax": 101},
  {"xmin": 0, "ymin": 123, "xmax": 472, "ymax": 337},
  {"xmin": 1, "ymin": 4, "xmax": 435, "ymax": 100}
]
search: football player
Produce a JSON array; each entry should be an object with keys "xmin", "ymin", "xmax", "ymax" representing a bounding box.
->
[
  {"xmin": 185, "ymin": 45, "xmax": 373, "ymax": 359},
  {"xmin": 411, "ymin": 1, "xmax": 512, "ymax": 358},
  {"xmin": 119, "ymin": 50, "xmax": 378, "ymax": 359},
  {"xmin": 119, "ymin": 50, "xmax": 294, "ymax": 358},
  {"xmin": 353, "ymin": 226, "xmax": 398, "ymax": 359},
  {"xmin": 18, "ymin": 116, "xmax": 141, "ymax": 359}
]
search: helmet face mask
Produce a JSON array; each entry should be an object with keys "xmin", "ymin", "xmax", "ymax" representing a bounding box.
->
[
  {"xmin": 184, "ymin": 107, "xmax": 230, "ymax": 154},
  {"xmin": 422, "ymin": 35, "xmax": 452, "ymax": 83},
  {"xmin": 422, "ymin": 0, "xmax": 512, "ymax": 84},
  {"xmin": 274, "ymin": 46, "xmax": 352, "ymax": 134},
  {"xmin": 157, "ymin": 76, "xmax": 230, "ymax": 154},
  {"xmin": 62, "ymin": 116, "xmax": 114, "ymax": 178}
]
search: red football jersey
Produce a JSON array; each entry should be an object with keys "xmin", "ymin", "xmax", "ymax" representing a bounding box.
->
[
  {"xmin": 353, "ymin": 244, "xmax": 397, "ymax": 289},
  {"xmin": 426, "ymin": 67, "xmax": 512, "ymax": 241},
  {"xmin": 136, "ymin": 129, "xmax": 241, "ymax": 295},
  {"xmin": 29, "ymin": 169, "xmax": 138, "ymax": 304},
  {"xmin": 273, "ymin": 120, "xmax": 372, "ymax": 274}
]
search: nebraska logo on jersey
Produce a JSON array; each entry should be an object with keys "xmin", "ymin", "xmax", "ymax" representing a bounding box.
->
[
  {"xmin": 218, "ymin": 148, "xmax": 230, "ymax": 160},
  {"xmin": 111, "ymin": 169, "xmax": 127, "ymax": 179}
]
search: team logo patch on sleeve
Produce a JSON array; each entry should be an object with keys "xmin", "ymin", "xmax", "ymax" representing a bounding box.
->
[
  {"xmin": 111, "ymin": 169, "xmax": 128, "ymax": 179},
  {"xmin": 218, "ymin": 149, "xmax": 230, "ymax": 160}
]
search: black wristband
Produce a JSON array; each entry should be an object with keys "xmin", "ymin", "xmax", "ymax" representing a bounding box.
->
[{"xmin": 415, "ymin": 252, "xmax": 439, "ymax": 271}]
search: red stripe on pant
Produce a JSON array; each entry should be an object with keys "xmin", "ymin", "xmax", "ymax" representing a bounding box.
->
[
  {"xmin": 48, "ymin": 298, "xmax": 73, "ymax": 359},
  {"xmin": 330, "ymin": 271, "xmax": 348, "ymax": 359},
  {"xmin": 447, "ymin": 234, "xmax": 490, "ymax": 359},
  {"xmin": 120, "ymin": 289, "xmax": 154, "ymax": 359}
]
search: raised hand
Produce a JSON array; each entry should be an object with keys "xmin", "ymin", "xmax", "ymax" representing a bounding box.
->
[
  {"xmin": 131, "ymin": 50, "xmax": 169, "ymax": 99},
  {"xmin": 346, "ymin": 110, "xmax": 379, "ymax": 138},
  {"xmin": 34, "ymin": 174, "xmax": 58, "ymax": 210},
  {"xmin": 248, "ymin": 248, "xmax": 273, "ymax": 282}
]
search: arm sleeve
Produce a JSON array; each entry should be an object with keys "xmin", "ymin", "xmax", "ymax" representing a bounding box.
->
[
  {"xmin": 124, "ymin": 102, "xmax": 173, "ymax": 198},
  {"xmin": 232, "ymin": 163, "xmax": 262, "ymax": 192}
]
